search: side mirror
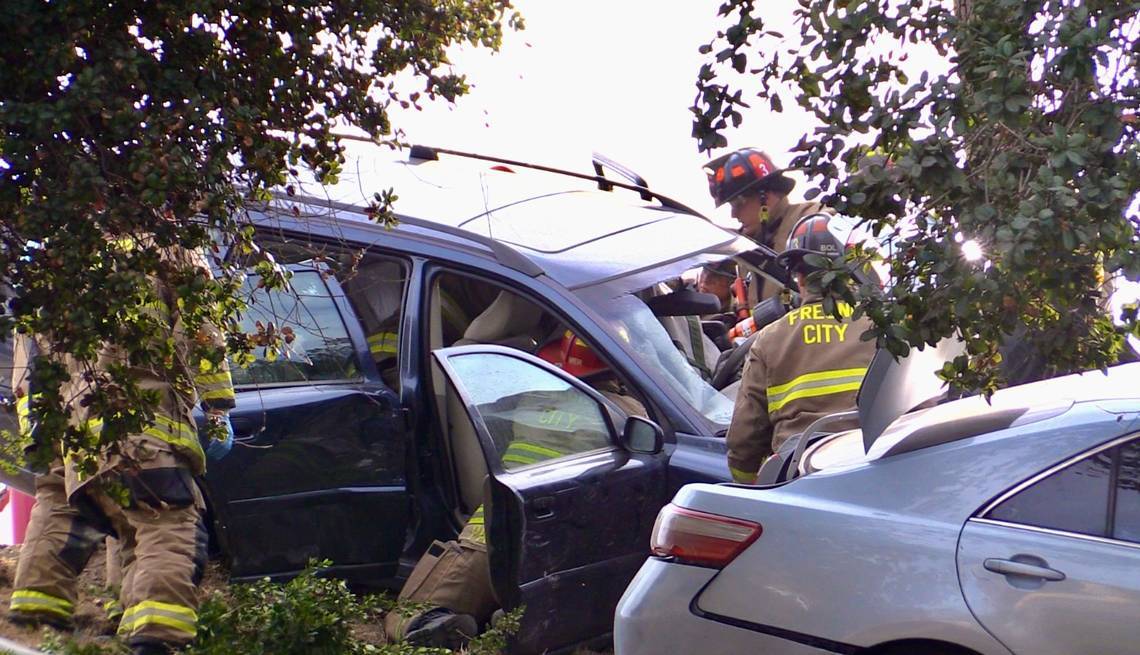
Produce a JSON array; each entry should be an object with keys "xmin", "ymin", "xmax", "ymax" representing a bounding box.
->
[{"xmin": 620, "ymin": 416, "xmax": 664, "ymax": 455}]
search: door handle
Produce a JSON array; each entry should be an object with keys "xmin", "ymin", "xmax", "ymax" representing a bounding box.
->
[
  {"xmin": 228, "ymin": 418, "xmax": 260, "ymax": 441},
  {"xmin": 983, "ymin": 557, "xmax": 1066, "ymax": 582},
  {"xmin": 530, "ymin": 496, "xmax": 555, "ymax": 520}
]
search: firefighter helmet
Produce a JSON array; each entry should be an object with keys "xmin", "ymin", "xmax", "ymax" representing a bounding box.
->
[
  {"xmin": 538, "ymin": 331, "xmax": 608, "ymax": 379},
  {"xmin": 704, "ymin": 148, "xmax": 796, "ymax": 207},
  {"xmin": 775, "ymin": 213, "xmax": 853, "ymax": 273}
]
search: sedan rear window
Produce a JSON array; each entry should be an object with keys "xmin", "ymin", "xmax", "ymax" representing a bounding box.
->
[{"xmin": 987, "ymin": 450, "xmax": 1113, "ymax": 538}]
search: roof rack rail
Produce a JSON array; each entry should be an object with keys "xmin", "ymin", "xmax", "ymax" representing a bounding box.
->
[
  {"xmin": 591, "ymin": 151, "xmax": 651, "ymax": 201},
  {"xmin": 404, "ymin": 143, "xmax": 702, "ymax": 217},
  {"xmin": 259, "ymin": 190, "xmax": 546, "ymax": 278}
]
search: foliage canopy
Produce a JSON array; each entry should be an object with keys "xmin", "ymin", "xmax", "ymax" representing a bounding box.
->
[
  {"xmin": 694, "ymin": 0, "xmax": 1140, "ymax": 394},
  {"xmin": 0, "ymin": 1, "xmax": 518, "ymax": 468}
]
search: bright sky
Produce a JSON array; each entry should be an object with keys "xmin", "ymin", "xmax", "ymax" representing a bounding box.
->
[
  {"xmin": 385, "ymin": 0, "xmax": 810, "ymax": 224},
  {"xmin": 376, "ymin": 0, "xmax": 1139, "ymax": 314}
]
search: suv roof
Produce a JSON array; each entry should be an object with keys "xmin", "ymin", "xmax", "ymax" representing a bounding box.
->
[{"xmin": 268, "ymin": 143, "xmax": 752, "ymax": 291}]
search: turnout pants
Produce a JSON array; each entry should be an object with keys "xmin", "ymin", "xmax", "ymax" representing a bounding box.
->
[
  {"xmin": 88, "ymin": 465, "xmax": 209, "ymax": 648},
  {"xmin": 9, "ymin": 466, "xmax": 111, "ymax": 623},
  {"xmin": 385, "ymin": 507, "xmax": 497, "ymax": 641},
  {"xmin": 9, "ymin": 463, "xmax": 207, "ymax": 648}
]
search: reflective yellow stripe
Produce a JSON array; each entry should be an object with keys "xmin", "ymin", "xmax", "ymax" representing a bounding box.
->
[
  {"xmin": 144, "ymin": 415, "xmax": 205, "ymax": 462},
  {"xmin": 10, "ymin": 590, "xmax": 74, "ymax": 617},
  {"xmin": 194, "ymin": 372, "xmax": 232, "ymax": 386},
  {"xmin": 505, "ymin": 442, "xmax": 563, "ymax": 460},
  {"xmin": 503, "ymin": 454, "xmax": 541, "ymax": 466},
  {"xmin": 729, "ymin": 466, "xmax": 758, "ymax": 484},
  {"xmin": 767, "ymin": 367, "xmax": 869, "ymax": 396},
  {"xmin": 118, "ymin": 600, "xmax": 197, "ymax": 637},
  {"xmin": 767, "ymin": 367, "xmax": 867, "ymax": 413},
  {"xmin": 462, "ymin": 524, "xmax": 487, "ymax": 544},
  {"xmin": 200, "ymin": 387, "xmax": 235, "ymax": 401},
  {"xmin": 467, "ymin": 505, "xmax": 485, "ymax": 526},
  {"xmin": 195, "ymin": 370, "xmax": 235, "ymax": 404},
  {"xmin": 367, "ymin": 331, "xmax": 399, "ymax": 356},
  {"xmin": 768, "ymin": 381, "xmax": 864, "ymax": 413},
  {"xmin": 503, "ymin": 441, "xmax": 564, "ymax": 468},
  {"xmin": 16, "ymin": 396, "xmax": 31, "ymax": 433}
]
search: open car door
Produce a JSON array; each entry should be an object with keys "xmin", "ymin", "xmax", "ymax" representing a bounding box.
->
[{"xmin": 431, "ymin": 345, "xmax": 667, "ymax": 654}]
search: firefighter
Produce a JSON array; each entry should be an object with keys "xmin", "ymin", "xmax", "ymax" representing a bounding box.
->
[
  {"xmin": 704, "ymin": 148, "xmax": 835, "ymax": 337},
  {"xmin": 6, "ymin": 332, "xmax": 118, "ymax": 632},
  {"xmin": 725, "ymin": 213, "xmax": 876, "ymax": 484},
  {"xmin": 342, "ymin": 259, "xmax": 405, "ymax": 385},
  {"xmin": 385, "ymin": 331, "xmax": 645, "ymax": 648},
  {"xmin": 697, "ymin": 260, "xmax": 737, "ymax": 317},
  {"xmin": 7, "ymin": 241, "xmax": 235, "ymax": 655}
]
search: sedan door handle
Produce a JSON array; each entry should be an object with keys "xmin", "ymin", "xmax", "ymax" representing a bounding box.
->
[{"xmin": 983, "ymin": 557, "xmax": 1066, "ymax": 582}]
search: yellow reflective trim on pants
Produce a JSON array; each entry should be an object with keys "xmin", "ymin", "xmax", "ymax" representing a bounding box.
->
[
  {"xmin": 118, "ymin": 600, "xmax": 197, "ymax": 637},
  {"xmin": 10, "ymin": 590, "xmax": 74, "ymax": 617},
  {"xmin": 729, "ymin": 466, "xmax": 758, "ymax": 484},
  {"xmin": 768, "ymin": 380, "xmax": 864, "ymax": 413}
]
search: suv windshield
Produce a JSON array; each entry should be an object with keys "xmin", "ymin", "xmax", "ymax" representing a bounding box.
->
[{"xmin": 579, "ymin": 286, "xmax": 736, "ymax": 433}]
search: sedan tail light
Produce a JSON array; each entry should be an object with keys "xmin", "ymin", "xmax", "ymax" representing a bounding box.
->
[{"xmin": 650, "ymin": 503, "xmax": 762, "ymax": 568}]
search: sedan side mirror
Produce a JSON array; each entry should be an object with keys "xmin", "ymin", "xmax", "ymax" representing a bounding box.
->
[{"xmin": 620, "ymin": 416, "xmax": 664, "ymax": 455}]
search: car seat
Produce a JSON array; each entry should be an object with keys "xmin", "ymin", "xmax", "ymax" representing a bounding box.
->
[{"xmin": 455, "ymin": 290, "xmax": 545, "ymax": 352}]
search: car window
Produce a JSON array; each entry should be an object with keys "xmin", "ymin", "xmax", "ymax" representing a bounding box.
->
[
  {"xmin": 579, "ymin": 289, "xmax": 734, "ymax": 430},
  {"xmin": 1115, "ymin": 441, "xmax": 1140, "ymax": 543},
  {"xmin": 447, "ymin": 352, "xmax": 612, "ymax": 469},
  {"xmin": 427, "ymin": 270, "xmax": 650, "ymax": 413},
  {"xmin": 986, "ymin": 449, "xmax": 1113, "ymax": 538},
  {"xmin": 339, "ymin": 257, "xmax": 407, "ymax": 389},
  {"xmin": 231, "ymin": 270, "xmax": 360, "ymax": 385}
]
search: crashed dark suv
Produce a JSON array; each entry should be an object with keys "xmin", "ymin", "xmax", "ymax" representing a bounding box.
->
[{"xmin": 3, "ymin": 145, "xmax": 787, "ymax": 653}]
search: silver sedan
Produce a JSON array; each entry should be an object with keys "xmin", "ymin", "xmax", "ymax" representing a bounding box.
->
[{"xmin": 615, "ymin": 362, "xmax": 1140, "ymax": 655}]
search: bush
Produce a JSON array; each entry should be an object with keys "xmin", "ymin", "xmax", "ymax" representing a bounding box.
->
[
  {"xmin": 39, "ymin": 561, "xmax": 521, "ymax": 655},
  {"xmin": 188, "ymin": 562, "xmax": 375, "ymax": 655}
]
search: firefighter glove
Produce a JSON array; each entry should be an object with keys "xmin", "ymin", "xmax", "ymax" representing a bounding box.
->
[{"xmin": 205, "ymin": 414, "xmax": 234, "ymax": 460}]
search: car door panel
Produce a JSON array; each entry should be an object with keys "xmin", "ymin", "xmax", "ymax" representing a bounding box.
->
[
  {"xmin": 959, "ymin": 519, "xmax": 1140, "ymax": 655},
  {"xmin": 207, "ymin": 384, "xmax": 409, "ymax": 579},
  {"xmin": 203, "ymin": 267, "xmax": 411, "ymax": 582},
  {"xmin": 488, "ymin": 452, "xmax": 665, "ymax": 653},
  {"xmin": 433, "ymin": 345, "xmax": 667, "ymax": 654}
]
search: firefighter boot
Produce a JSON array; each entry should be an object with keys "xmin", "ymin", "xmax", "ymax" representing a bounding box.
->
[{"xmin": 403, "ymin": 608, "xmax": 478, "ymax": 650}]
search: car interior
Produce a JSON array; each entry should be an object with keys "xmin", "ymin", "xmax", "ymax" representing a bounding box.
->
[{"xmin": 426, "ymin": 271, "xmax": 649, "ymax": 529}]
